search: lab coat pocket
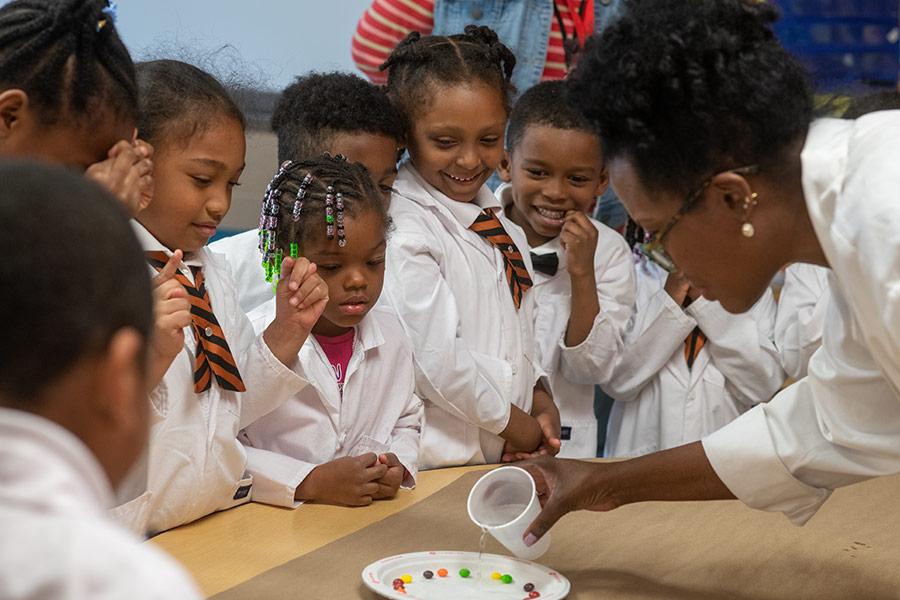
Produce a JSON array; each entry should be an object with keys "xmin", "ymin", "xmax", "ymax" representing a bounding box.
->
[{"xmin": 558, "ymin": 418, "xmax": 599, "ymax": 459}]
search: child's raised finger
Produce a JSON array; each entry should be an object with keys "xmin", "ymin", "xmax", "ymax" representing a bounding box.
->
[
  {"xmin": 293, "ymin": 277, "xmax": 328, "ymax": 309},
  {"xmin": 152, "ymin": 250, "xmax": 183, "ymax": 287}
]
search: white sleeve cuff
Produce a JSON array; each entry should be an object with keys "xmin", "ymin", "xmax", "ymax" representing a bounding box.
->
[{"xmin": 702, "ymin": 404, "xmax": 831, "ymax": 525}]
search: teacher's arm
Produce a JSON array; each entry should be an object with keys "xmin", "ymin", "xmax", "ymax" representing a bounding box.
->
[{"xmin": 520, "ymin": 442, "xmax": 735, "ymax": 546}]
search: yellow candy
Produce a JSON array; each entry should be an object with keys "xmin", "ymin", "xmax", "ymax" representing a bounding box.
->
[
  {"xmin": 491, "ymin": 572, "xmax": 502, "ymax": 580},
  {"xmin": 400, "ymin": 574, "xmax": 413, "ymax": 584}
]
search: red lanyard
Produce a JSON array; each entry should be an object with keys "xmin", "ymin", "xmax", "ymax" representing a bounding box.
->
[{"xmin": 564, "ymin": 0, "xmax": 595, "ymax": 46}]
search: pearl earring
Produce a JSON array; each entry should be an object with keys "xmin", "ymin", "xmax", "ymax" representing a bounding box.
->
[{"xmin": 741, "ymin": 192, "xmax": 758, "ymax": 238}]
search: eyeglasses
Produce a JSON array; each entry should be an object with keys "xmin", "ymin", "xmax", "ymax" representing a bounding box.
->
[{"xmin": 639, "ymin": 165, "xmax": 760, "ymax": 273}]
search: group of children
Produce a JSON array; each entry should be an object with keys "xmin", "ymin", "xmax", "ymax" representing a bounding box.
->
[{"xmin": 1, "ymin": 0, "xmax": 835, "ymax": 596}]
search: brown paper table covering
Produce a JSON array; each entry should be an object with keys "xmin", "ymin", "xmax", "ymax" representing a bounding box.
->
[{"xmin": 210, "ymin": 469, "xmax": 900, "ymax": 599}]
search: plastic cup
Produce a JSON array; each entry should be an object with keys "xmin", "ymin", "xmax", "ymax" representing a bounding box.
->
[{"xmin": 467, "ymin": 466, "xmax": 550, "ymax": 560}]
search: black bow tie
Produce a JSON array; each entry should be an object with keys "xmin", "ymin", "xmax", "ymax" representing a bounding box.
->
[{"xmin": 530, "ymin": 251, "xmax": 559, "ymax": 276}]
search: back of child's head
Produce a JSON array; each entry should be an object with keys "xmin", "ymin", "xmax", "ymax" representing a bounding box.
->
[
  {"xmin": 0, "ymin": 161, "xmax": 152, "ymax": 407},
  {"xmin": 271, "ymin": 72, "xmax": 405, "ymax": 164},
  {"xmin": 0, "ymin": 0, "xmax": 136, "ymax": 128},
  {"xmin": 380, "ymin": 25, "xmax": 517, "ymax": 122},
  {"xmin": 258, "ymin": 154, "xmax": 389, "ymax": 282},
  {"xmin": 506, "ymin": 80, "xmax": 598, "ymax": 152},
  {"xmin": 136, "ymin": 59, "xmax": 245, "ymax": 150}
]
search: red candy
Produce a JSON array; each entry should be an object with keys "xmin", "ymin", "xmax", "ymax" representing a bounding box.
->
[
  {"xmin": 393, "ymin": 578, "xmax": 404, "ymax": 587},
  {"xmin": 529, "ymin": 592, "xmax": 541, "ymax": 598}
]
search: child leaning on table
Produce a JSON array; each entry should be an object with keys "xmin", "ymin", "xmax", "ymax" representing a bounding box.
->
[
  {"xmin": 240, "ymin": 155, "xmax": 423, "ymax": 507},
  {"xmin": 114, "ymin": 60, "xmax": 329, "ymax": 535},
  {"xmin": 497, "ymin": 80, "xmax": 635, "ymax": 459},
  {"xmin": 0, "ymin": 162, "xmax": 200, "ymax": 599},
  {"xmin": 381, "ymin": 26, "xmax": 560, "ymax": 469}
]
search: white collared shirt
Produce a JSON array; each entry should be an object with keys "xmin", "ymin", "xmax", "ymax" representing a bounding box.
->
[
  {"xmin": 239, "ymin": 303, "xmax": 423, "ymax": 507},
  {"xmin": 114, "ymin": 222, "xmax": 308, "ymax": 535},
  {"xmin": 495, "ymin": 184, "xmax": 636, "ymax": 458},
  {"xmin": 774, "ymin": 263, "xmax": 831, "ymax": 380},
  {"xmin": 209, "ymin": 229, "xmax": 274, "ymax": 314},
  {"xmin": 385, "ymin": 163, "xmax": 542, "ymax": 468},
  {"xmin": 604, "ymin": 258, "xmax": 784, "ymax": 457},
  {"xmin": 703, "ymin": 112, "xmax": 900, "ymax": 524},
  {"xmin": 0, "ymin": 409, "xmax": 201, "ymax": 599}
]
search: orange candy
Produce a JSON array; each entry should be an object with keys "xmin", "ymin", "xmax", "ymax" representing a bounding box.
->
[{"xmin": 437, "ymin": 568, "xmax": 449, "ymax": 577}]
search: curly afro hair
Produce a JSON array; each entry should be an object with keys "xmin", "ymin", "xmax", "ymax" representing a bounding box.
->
[
  {"xmin": 506, "ymin": 80, "xmax": 598, "ymax": 152},
  {"xmin": 271, "ymin": 72, "xmax": 405, "ymax": 164},
  {"xmin": 569, "ymin": 0, "xmax": 813, "ymax": 197}
]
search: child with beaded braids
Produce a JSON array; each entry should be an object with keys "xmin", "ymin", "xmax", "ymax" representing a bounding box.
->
[
  {"xmin": 0, "ymin": 0, "xmax": 154, "ymax": 215},
  {"xmin": 381, "ymin": 25, "xmax": 560, "ymax": 469},
  {"xmin": 239, "ymin": 155, "xmax": 422, "ymax": 507},
  {"xmin": 114, "ymin": 60, "xmax": 329, "ymax": 535}
]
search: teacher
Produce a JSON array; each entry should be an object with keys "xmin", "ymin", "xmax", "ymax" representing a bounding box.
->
[{"xmin": 522, "ymin": 0, "xmax": 900, "ymax": 547}]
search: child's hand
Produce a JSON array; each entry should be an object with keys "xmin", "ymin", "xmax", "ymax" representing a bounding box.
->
[
  {"xmin": 294, "ymin": 453, "xmax": 388, "ymax": 506},
  {"xmin": 85, "ymin": 139, "xmax": 154, "ymax": 216},
  {"xmin": 664, "ymin": 270, "xmax": 691, "ymax": 305},
  {"xmin": 147, "ymin": 251, "xmax": 192, "ymax": 389},
  {"xmin": 503, "ymin": 385, "xmax": 561, "ymax": 461},
  {"xmin": 373, "ymin": 453, "xmax": 406, "ymax": 499},
  {"xmin": 560, "ymin": 211, "xmax": 598, "ymax": 279},
  {"xmin": 264, "ymin": 256, "xmax": 329, "ymax": 367}
]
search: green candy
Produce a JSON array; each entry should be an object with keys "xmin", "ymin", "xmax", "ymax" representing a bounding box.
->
[
  {"xmin": 500, "ymin": 574, "xmax": 513, "ymax": 584},
  {"xmin": 459, "ymin": 568, "xmax": 470, "ymax": 578}
]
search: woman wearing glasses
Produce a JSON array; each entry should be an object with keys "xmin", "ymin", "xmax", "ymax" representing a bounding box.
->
[{"xmin": 520, "ymin": 0, "xmax": 900, "ymax": 548}]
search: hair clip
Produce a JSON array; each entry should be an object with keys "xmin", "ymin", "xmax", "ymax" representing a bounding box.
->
[
  {"xmin": 97, "ymin": 1, "xmax": 118, "ymax": 31},
  {"xmin": 325, "ymin": 185, "xmax": 336, "ymax": 240},
  {"xmin": 335, "ymin": 192, "xmax": 346, "ymax": 247},
  {"xmin": 292, "ymin": 173, "xmax": 313, "ymax": 222}
]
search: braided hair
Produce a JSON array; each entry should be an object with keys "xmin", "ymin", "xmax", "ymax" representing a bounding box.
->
[
  {"xmin": 258, "ymin": 154, "xmax": 389, "ymax": 282},
  {"xmin": 380, "ymin": 24, "xmax": 517, "ymax": 123},
  {"xmin": 0, "ymin": 0, "xmax": 137, "ymax": 126}
]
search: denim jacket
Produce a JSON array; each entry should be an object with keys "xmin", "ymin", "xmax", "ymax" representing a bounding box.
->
[{"xmin": 433, "ymin": 0, "xmax": 623, "ymax": 94}]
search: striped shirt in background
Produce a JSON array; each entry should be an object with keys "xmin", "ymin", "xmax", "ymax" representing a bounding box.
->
[{"xmin": 351, "ymin": 0, "xmax": 576, "ymax": 85}]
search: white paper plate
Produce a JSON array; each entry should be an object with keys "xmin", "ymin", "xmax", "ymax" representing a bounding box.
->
[{"xmin": 362, "ymin": 550, "xmax": 570, "ymax": 599}]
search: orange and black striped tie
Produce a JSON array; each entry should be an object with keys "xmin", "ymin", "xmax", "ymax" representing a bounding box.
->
[
  {"xmin": 684, "ymin": 326, "xmax": 707, "ymax": 370},
  {"xmin": 146, "ymin": 252, "xmax": 246, "ymax": 393},
  {"xmin": 469, "ymin": 208, "xmax": 533, "ymax": 310}
]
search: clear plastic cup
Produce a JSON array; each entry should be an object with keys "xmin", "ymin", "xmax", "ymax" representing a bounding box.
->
[{"xmin": 467, "ymin": 466, "xmax": 550, "ymax": 560}]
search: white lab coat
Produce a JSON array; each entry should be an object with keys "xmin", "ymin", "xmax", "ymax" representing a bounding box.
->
[
  {"xmin": 494, "ymin": 185, "xmax": 636, "ymax": 458},
  {"xmin": 385, "ymin": 163, "xmax": 543, "ymax": 469},
  {"xmin": 209, "ymin": 228, "xmax": 274, "ymax": 314},
  {"xmin": 703, "ymin": 112, "xmax": 900, "ymax": 524},
  {"xmin": 115, "ymin": 223, "xmax": 308, "ymax": 535},
  {"xmin": 0, "ymin": 408, "xmax": 201, "ymax": 600},
  {"xmin": 605, "ymin": 258, "xmax": 785, "ymax": 457},
  {"xmin": 774, "ymin": 263, "xmax": 831, "ymax": 380},
  {"xmin": 239, "ymin": 303, "xmax": 423, "ymax": 507}
]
